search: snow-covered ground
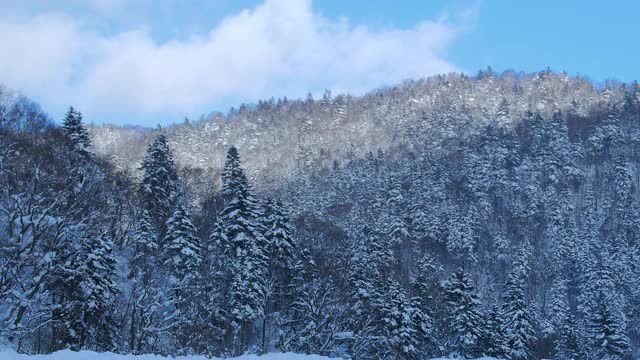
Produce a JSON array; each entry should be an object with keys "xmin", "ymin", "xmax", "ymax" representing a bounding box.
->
[{"xmin": 0, "ymin": 349, "xmax": 331, "ymax": 360}]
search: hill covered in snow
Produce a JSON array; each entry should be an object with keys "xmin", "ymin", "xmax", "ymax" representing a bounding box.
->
[{"xmin": 89, "ymin": 70, "xmax": 616, "ymax": 194}]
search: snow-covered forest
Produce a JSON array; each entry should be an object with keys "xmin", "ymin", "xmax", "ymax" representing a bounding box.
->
[
  {"xmin": 0, "ymin": 348, "xmax": 332, "ymax": 360},
  {"xmin": 2, "ymin": 69, "xmax": 640, "ymax": 359}
]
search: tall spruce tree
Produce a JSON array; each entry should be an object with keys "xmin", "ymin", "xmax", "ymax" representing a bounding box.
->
[
  {"xmin": 554, "ymin": 312, "xmax": 584, "ymax": 360},
  {"xmin": 379, "ymin": 279, "xmax": 429, "ymax": 360},
  {"xmin": 218, "ymin": 146, "xmax": 268, "ymax": 354},
  {"xmin": 261, "ymin": 196, "xmax": 296, "ymax": 353},
  {"xmin": 588, "ymin": 300, "xmax": 629, "ymax": 360},
  {"xmin": 263, "ymin": 197, "xmax": 296, "ymax": 294},
  {"xmin": 140, "ymin": 134, "xmax": 179, "ymax": 236},
  {"xmin": 164, "ymin": 201, "xmax": 206, "ymax": 355},
  {"xmin": 347, "ymin": 227, "xmax": 392, "ymax": 358},
  {"xmin": 481, "ymin": 305, "xmax": 509, "ymax": 359},
  {"xmin": 127, "ymin": 210, "xmax": 163, "ymax": 354},
  {"xmin": 163, "ymin": 203, "xmax": 203, "ymax": 280},
  {"xmin": 501, "ymin": 271, "xmax": 536, "ymax": 360},
  {"xmin": 443, "ymin": 268, "xmax": 484, "ymax": 358},
  {"xmin": 79, "ymin": 231, "xmax": 119, "ymax": 351},
  {"xmin": 62, "ymin": 106, "xmax": 92, "ymax": 159},
  {"xmin": 412, "ymin": 254, "xmax": 442, "ymax": 354},
  {"xmin": 130, "ymin": 210, "xmax": 159, "ymax": 278}
]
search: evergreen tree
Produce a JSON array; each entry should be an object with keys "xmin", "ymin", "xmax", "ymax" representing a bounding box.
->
[
  {"xmin": 261, "ymin": 196, "xmax": 296, "ymax": 352},
  {"xmin": 219, "ymin": 146, "xmax": 267, "ymax": 353},
  {"xmin": 379, "ymin": 279, "xmax": 429, "ymax": 360},
  {"xmin": 140, "ymin": 134, "xmax": 179, "ymax": 235},
  {"xmin": 61, "ymin": 107, "xmax": 100, "ymax": 218},
  {"xmin": 588, "ymin": 107, "xmax": 623, "ymax": 159},
  {"xmin": 412, "ymin": 254, "xmax": 442, "ymax": 353},
  {"xmin": 278, "ymin": 249, "xmax": 339, "ymax": 356},
  {"xmin": 346, "ymin": 227, "xmax": 392, "ymax": 358},
  {"xmin": 264, "ymin": 197, "xmax": 296, "ymax": 283},
  {"xmin": 624, "ymin": 81, "xmax": 640, "ymax": 112},
  {"xmin": 612, "ymin": 155, "xmax": 633, "ymax": 227},
  {"xmin": 163, "ymin": 203, "xmax": 203, "ymax": 280},
  {"xmin": 443, "ymin": 269, "xmax": 484, "ymax": 358},
  {"xmin": 496, "ymin": 98, "xmax": 511, "ymax": 123},
  {"xmin": 130, "ymin": 210, "xmax": 159, "ymax": 278},
  {"xmin": 588, "ymin": 301, "xmax": 629, "ymax": 360},
  {"xmin": 554, "ymin": 313, "xmax": 584, "ymax": 360},
  {"xmin": 62, "ymin": 106, "xmax": 92, "ymax": 159},
  {"xmin": 79, "ymin": 231, "xmax": 119, "ymax": 351},
  {"xmin": 47, "ymin": 225, "xmax": 90, "ymax": 351},
  {"xmin": 381, "ymin": 181, "xmax": 409, "ymax": 246},
  {"xmin": 127, "ymin": 210, "xmax": 163, "ymax": 354},
  {"xmin": 501, "ymin": 271, "xmax": 536, "ymax": 360},
  {"xmin": 447, "ymin": 206, "xmax": 479, "ymax": 264},
  {"xmin": 482, "ymin": 306, "xmax": 509, "ymax": 359},
  {"xmin": 48, "ymin": 224, "xmax": 119, "ymax": 352}
]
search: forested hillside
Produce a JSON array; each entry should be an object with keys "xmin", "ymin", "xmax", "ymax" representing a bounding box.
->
[
  {"xmin": 2, "ymin": 70, "xmax": 640, "ymax": 360},
  {"xmin": 90, "ymin": 69, "xmax": 619, "ymax": 194}
]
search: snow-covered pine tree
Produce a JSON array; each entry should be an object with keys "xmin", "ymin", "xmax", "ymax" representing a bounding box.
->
[
  {"xmin": 443, "ymin": 268, "xmax": 484, "ymax": 358},
  {"xmin": 577, "ymin": 186, "xmax": 609, "ymax": 318},
  {"xmin": 62, "ymin": 106, "xmax": 92, "ymax": 159},
  {"xmin": 612, "ymin": 154, "xmax": 633, "ymax": 228},
  {"xmin": 130, "ymin": 210, "xmax": 159, "ymax": 279},
  {"xmin": 624, "ymin": 81, "xmax": 640, "ymax": 112},
  {"xmin": 554, "ymin": 312, "xmax": 585, "ymax": 360},
  {"xmin": 381, "ymin": 181, "xmax": 409, "ymax": 246},
  {"xmin": 79, "ymin": 231, "xmax": 119, "ymax": 351},
  {"xmin": 43, "ymin": 108, "xmax": 120, "ymax": 352},
  {"xmin": 588, "ymin": 106, "xmax": 624, "ymax": 160},
  {"xmin": 263, "ymin": 197, "xmax": 296, "ymax": 295},
  {"xmin": 163, "ymin": 202, "xmax": 202, "ymax": 280},
  {"xmin": 481, "ymin": 305, "xmax": 509, "ymax": 359},
  {"xmin": 260, "ymin": 196, "xmax": 296, "ymax": 353},
  {"xmin": 127, "ymin": 210, "xmax": 164, "ymax": 354},
  {"xmin": 219, "ymin": 146, "xmax": 268, "ymax": 354},
  {"xmin": 47, "ymin": 224, "xmax": 88, "ymax": 351},
  {"xmin": 61, "ymin": 107, "xmax": 102, "ymax": 219},
  {"xmin": 501, "ymin": 271, "xmax": 536, "ymax": 360},
  {"xmin": 47, "ymin": 222, "xmax": 119, "ymax": 352},
  {"xmin": 588, "ymin": 300, "xmax": 629, "ymax": 360},
  {"xmin": 411, "ymin": 254, "xmax": 441, "ymax": 354},
  {"xmin": 379, "ymin": 279, "xmax": 429, "ymax": 360},
  {"xmin": 140, "ymin": 134, "xmax": 179, "ymax": 236},
  {"xmin": 277, "ymin": 248, "xmax": 339, "ymax": 356},
  {"xmin": 346, "ymin": 227, "xmax": 392, "ymax": 358},
  {"xmin": 163, "ymin": 201, "xmax": 206, "ymax": 354},
  {"xmin": 446, "ymin": 205, "xmax": 479, "ymax": 265},
  {"xmin": 186, "ymin": 218, "xmax": 227, "ymax": 357},
  {"xmin": 496, "ymin": 97, "xmax": 511, "ymax": 124},
  {"xmin": 321, "ymin": 89, "xmax": 332, "ymax": 115}
]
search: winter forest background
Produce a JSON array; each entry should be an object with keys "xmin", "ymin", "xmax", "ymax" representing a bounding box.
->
[{"xmin": 2, "ymin": 69, "xmax": 640, "ymax": 359}]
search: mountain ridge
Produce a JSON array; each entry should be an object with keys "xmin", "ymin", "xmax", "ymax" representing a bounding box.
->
[{"xmin": 89, "ymin": 69, "xmax": 630, "ymax": 196}]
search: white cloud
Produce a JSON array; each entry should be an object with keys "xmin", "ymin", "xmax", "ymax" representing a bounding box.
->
[
  {"xmin": 0, "ymin": 15, "xmax": 82, "ymax": 102},
  {"xmin": 0, "ymin": 0, "xmax": 467, "ymax": 124}
]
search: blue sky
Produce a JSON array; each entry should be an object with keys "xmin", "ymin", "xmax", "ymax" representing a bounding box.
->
[{"xmin": 0, "ymin": 0, "xmax": 637, "ymax": 126}]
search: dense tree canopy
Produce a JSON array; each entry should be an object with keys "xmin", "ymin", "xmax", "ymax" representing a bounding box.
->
[{"xmin": 2, "ymin": 70, "xmax": 640, "ymax": 359}]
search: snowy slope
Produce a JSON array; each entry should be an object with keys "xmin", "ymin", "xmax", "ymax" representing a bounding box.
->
[{"xmin": 0, "ymin": 349, "xmax": 331, "ymax": 360}]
